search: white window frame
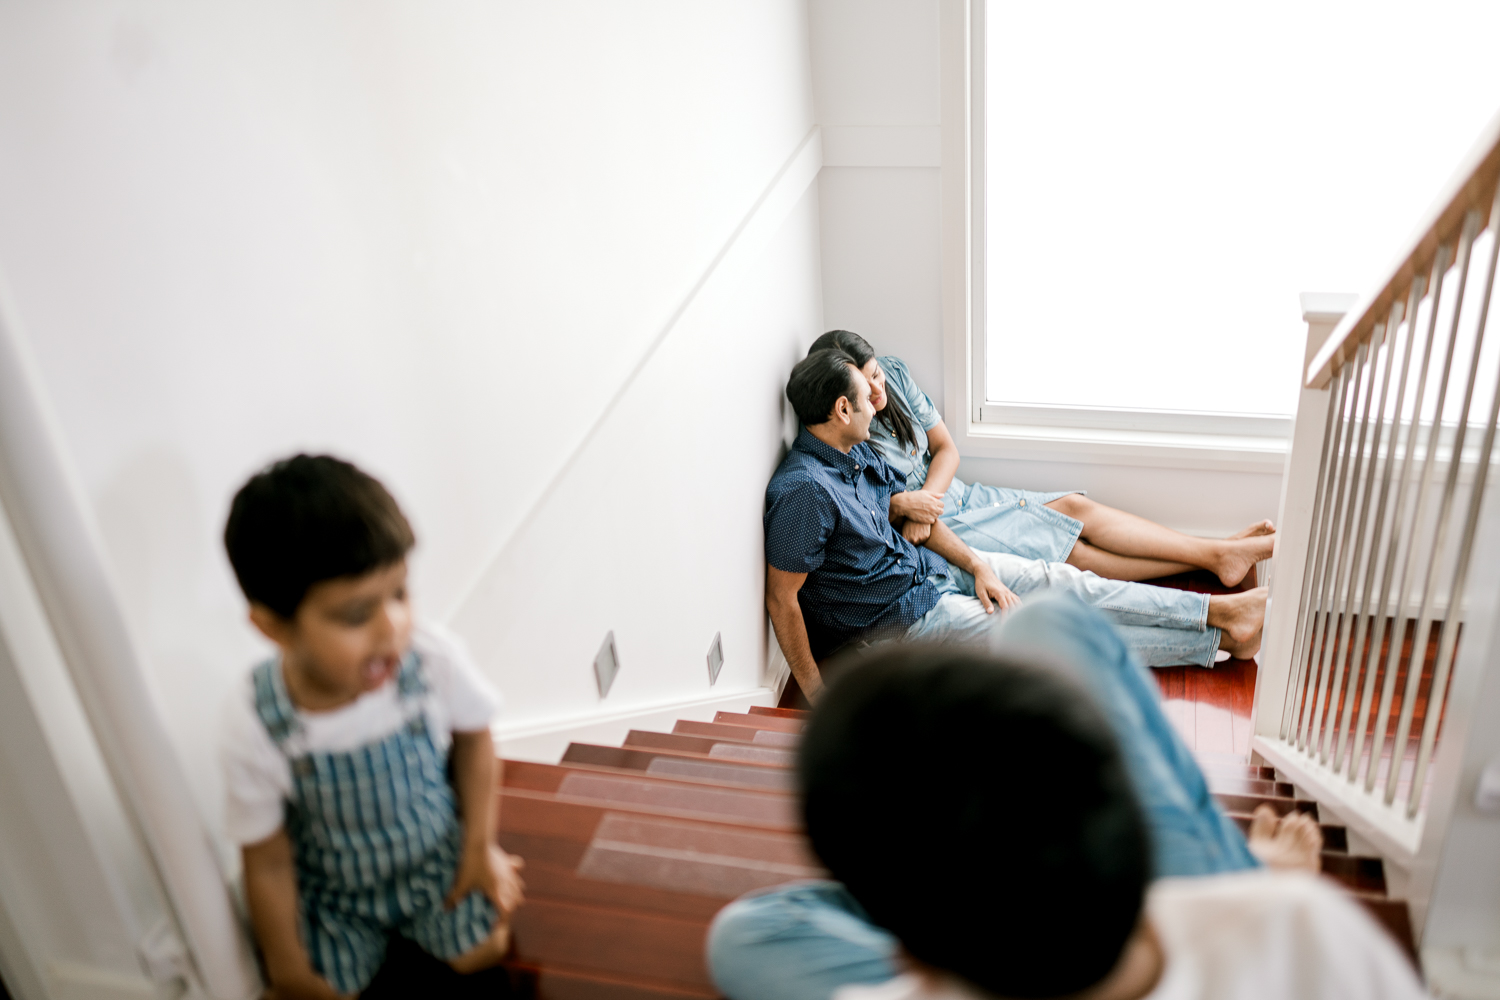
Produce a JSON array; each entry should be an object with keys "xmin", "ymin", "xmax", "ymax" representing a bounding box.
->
[{"xmin": 938, "ymin": 0, "xmax": 1291, "ymax": 474}]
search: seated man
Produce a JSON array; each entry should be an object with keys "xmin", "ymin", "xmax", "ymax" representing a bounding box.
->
[
  {"xmin": 708, "ymin": 597, "xmax": 1424, "ymax": 1000},
  {"xmin": 766, "ymin": 349, "xmax": 1266, "ymax": 700}
]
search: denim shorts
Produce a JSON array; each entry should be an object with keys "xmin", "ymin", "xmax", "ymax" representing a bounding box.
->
[{"xmin": 940, "ymin": 478, "xmax": 1084, "ymax": 562}]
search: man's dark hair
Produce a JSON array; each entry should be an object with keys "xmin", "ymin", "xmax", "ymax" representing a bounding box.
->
[
  {"xmin": 807, "ymin": 330, "xmax": 918, "ymax": 451},
  {"xmin": 786, "ymin": 348, "xmax": 861, "ymax": 426},
  {"xmin": 223, "ymin": 454, "xmax": 415, "ymax": 619},
  {"xmin": 799, "ymin": 645, "xmax": 1150, "ymax": 999}
]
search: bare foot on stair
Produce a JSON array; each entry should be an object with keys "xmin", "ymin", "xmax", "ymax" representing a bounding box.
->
[
  {"xmin": 1206, "ymin": 587, "xmax": 1268, "ymax": 660},
  {"xmin": 1247, "ymin": 804, "xmax": 1323, "ymax": 872},
  {"xmin": 1228, "ymin": 519, "xmax": 1276, "ymax": 540},
  {"xmin": 1213, "ymin": 532, "xmax": 1276, "ymax": 588}
]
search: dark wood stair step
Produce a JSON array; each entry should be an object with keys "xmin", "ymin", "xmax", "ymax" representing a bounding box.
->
[
  {"xmin": 1213, "ymin": 792, "xmax": 1318, "ymax": 819},
  {"xmin": 625, "ymin": 730, "xmax": 797, "ymax": 767},
  {"xmin": 749, "ymin": 706, "xmax": 809, "ymax": 720},
  {"xmin": 561, "ymin": 743, "xmax": 793, "ymax": 791},
  {"xmin": 1197, "ymin": 761, "xmax": 1278, "ymax": 781},
  {"xmin": 674, "ymin": 719, "xmax": 800, "ymax": 747},
  {"xmin": 711, "ymin": 711, "xmax": 804, "ymax": 734},
  {"xmin": 505, "ymin": 961, "xmax": 719, "ymax": 1000},
  {"xmin": 1320, "ymin": 853, "xmax": 1386, "ymax": 895},
  {"xmin": 507, "ymin": 897, "xmax": 716, "ymax": 990},
  {"xmin": 502, "ymin": 760, "xmax": 798, "ymax": 830},
  {"xmin": 499, "ymin": 787, "xmax": 812, "ymax": 864},
  {"xmin": 1205, "ymin": 775, "xmax": 1296, "ymax": 798}
]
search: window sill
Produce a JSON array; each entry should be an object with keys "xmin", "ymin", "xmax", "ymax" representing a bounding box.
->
[{"xmin": 955, "ymin": 420, "xmax": 1291, "ymax": 473}]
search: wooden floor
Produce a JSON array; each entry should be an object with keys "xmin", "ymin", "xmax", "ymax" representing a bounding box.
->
[{"xmin": 1148, "ymin": 570, "xmax": 1258, "ymax": 758}]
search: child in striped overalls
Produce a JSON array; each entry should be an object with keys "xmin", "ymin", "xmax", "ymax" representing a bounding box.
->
[{"xmin": 218, "ymin": 455, "xmax": 524, "ymax": 998}]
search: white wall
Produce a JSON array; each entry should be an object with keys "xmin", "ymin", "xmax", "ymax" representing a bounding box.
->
[
  {"xmin": 810, "ymin": 0, "xmax": 1282, "ymax": 536},
  {"xmin": 0, "ymin": 1, "xmax": 820, "ymax": 875}
]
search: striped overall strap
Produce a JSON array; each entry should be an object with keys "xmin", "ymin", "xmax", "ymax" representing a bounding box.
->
[{"xmin": 250, "ymin": 658, "xmax": 300, "ymax": 748}]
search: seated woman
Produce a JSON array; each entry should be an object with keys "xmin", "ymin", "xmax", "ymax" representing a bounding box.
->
[{"xmin": 808, "ymin": 331, "xmax": 1275, "ymax": 586}]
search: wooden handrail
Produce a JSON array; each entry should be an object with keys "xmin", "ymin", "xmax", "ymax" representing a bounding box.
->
[{"xmin": 1306, "ymin": 108, "xmax": 1500, "ymax": 389}]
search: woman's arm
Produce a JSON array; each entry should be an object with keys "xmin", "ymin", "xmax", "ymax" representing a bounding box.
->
[
  {"xmin": 921, "ymin": 421, "xmax": 961, "ymax": 497},
  {"xmin": 243, "ymin": 832, "xmax": 345, "ymax": 999}
]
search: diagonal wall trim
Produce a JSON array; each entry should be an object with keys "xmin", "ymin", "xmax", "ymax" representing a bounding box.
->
[{"xmin": 442, "ymin": 125, "xmax": 824, "ymax": 621}]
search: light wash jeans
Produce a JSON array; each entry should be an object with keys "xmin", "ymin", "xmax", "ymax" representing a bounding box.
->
[
  {"xmin": 706, "ymin": 596, "xmax": 1259, "ymax": 1000},
  {"xmin": 906, "ymin": 549, "xmax": 1221, "ymax": 668}
]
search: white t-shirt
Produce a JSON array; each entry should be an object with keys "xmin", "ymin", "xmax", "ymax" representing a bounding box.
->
[
  {"xmin": 219, "ymin": 622, "xmax": 502, "ymax": 846},
  {"xmin": 835, "ymin": 871, "xmax": 1427, "ymax": 1000}
]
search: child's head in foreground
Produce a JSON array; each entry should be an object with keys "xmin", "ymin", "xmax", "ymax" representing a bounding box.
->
[
  {"xmin": 224, "ymin": 454, "xmax": 415, "ymax": 702},
  {"xmin": 798, "ymin": 643, "xmax": 1151, "ymax": 1000}
]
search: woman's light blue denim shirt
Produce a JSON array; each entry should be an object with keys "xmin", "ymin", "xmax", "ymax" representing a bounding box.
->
[{"xmin": 864, "ymin": 354, "xmax": 1086, "ymax": 563}]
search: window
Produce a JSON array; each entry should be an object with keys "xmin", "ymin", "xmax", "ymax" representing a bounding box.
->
[{"xmin": 976, "ymin": 0, "xmax": 1500, "ymax": 428}]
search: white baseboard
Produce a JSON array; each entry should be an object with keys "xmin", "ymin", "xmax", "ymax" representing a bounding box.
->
[{"xmin": 492, "ymin": 687, "xmax": 779, "ymax": 764}]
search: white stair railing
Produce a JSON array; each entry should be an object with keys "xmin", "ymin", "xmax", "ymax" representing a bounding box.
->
[{"xmin": 1255, "ymin": 112, "xmax": 1500, "ymax": 983}]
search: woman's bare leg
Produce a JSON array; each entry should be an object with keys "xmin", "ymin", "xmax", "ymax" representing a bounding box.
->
[
  {"xmin": 1046, "ymin": 495, "xmax": 1274, "ymax": 587},
  {"xmin": 1065, "ymin": 539, "xmax": 1193, "ymax": 581}
]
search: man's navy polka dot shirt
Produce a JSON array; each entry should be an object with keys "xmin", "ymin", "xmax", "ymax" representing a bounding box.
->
[{"xmin": 764, "ymin": 428, "xmax": 946, "ymax": 659}]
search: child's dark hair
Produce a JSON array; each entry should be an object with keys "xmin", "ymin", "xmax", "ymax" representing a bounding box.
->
[
  {"xmin": 798, "ymin": 643, "xmax": 1150, "ymax": 999},
  {"xmin": 807, "ymin": 330, "xmax": 918, "ymax": 451},
  {"xmin": 224, "ymin": 454, "xmax": 415, "ymax": 619},
  {"xmin": 786, "ymin": 349, "xmax": 861, "ymax": 426}
]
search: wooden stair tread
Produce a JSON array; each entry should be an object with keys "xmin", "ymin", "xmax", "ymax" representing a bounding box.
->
[
  {"xmin": 505, "ymin": 960, "xmax": 719, "ymax": 999},
  {"xmin": 562, "ymin": 743, "xmax": 794, "ymax": 791},
  {"xmin": 503, "ymin": 760, "xmax": 798, "ymax": 830},
  {"xmin": 674, "ymin": 719, "xmax": 801, "ymax": 747},
  {"xmin": 626, "ymin": 730, "xmax": 798, "ymax": 766},
  {"xmin": 1205, "ymin": 775, "xmax": 1296, "ymax": 798},
  {"xmin": 749, "ymin": 706, "xmax": 809, "ymax": 720},
  {"xmin": 711, "ymin": 711, "xmax": 804, "ymax": 734},
  {"xmin": 508, "ymin": 896, "xmax": 717, "ymax": 989}
]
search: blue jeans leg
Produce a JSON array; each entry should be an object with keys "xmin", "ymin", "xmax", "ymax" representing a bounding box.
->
[
  {"xmin": 706, "ymin": 881, "xmax": 897, "ymax": 1000},
  {"xmin": 906, "ymin": 552, "xmax": 1221, "ymax": 667},
  {"xmin": 991, "ymin": 593, "xmax": 1260, "ymax": 877}
]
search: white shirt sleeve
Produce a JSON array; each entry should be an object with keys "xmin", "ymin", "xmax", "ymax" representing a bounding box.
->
[
  {"xmin": 414, "ymin": 622, "xmax": 502, "ymax": 733},
  {"xmin": 218, "ymin": 676, "xmax": 292, "ymax": 846},
  {"xmin": 1146, "ymin": 871, "xmax": 1428, "ymax": 1000}
]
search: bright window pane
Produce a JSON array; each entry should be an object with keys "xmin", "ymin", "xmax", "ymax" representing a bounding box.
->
[{"xmin": 985, "ymin": 0, "xmax": 1500, "ymax": 416}]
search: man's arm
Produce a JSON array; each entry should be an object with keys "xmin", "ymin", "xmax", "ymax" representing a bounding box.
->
[
  {"xmin": 765, "ymin": 565, "xmax": 824, "ymax": 701},
  {"xmin": 243, "ymin": 832, "xmax": 345, "ymax": 999},
  {"xmin": 446, "ymin": 729, "xmax": 525, "ymax": 914},
  {"xmin": 921, "ymin": 520, "xmax": 1020, "ymax": 613}
]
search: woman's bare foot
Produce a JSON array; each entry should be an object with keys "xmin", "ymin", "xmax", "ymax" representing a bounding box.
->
[
  {"xmin": 1228, "ymin": 519, "xmax": 1275, "ymax": 540},
  {"xmin": 1213, "ymin": 533, "xmax": 1276, "ymax": 588},
  {"xmin": 1246, "ymin": 804, "xmax": 1324, "ymax": 872},
  {"xmin": 1206, "ymin": 587, "xmax": 1267, "ymax": 659}
]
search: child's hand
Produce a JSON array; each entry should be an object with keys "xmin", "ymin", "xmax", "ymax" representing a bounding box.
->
[{"xmin": 446, "ymin": 842, "xmax": 526, "ymax": 915}]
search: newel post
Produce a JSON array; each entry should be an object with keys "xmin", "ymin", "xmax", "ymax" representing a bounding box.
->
[{"xmin": 1251, "ymin": 293, "xmax": 1357, "ymax": 739}]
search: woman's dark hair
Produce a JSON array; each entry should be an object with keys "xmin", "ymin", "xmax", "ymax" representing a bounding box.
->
[
  {"xmin": 224, "ymin": 454, "xmax": 415, "ymax": 619},
  {"xmin": 786, "ymin": 349, "xmax": 861, "ymax": 426},
  {"xmin": 799, "ymin": 644, "xmax": 1150, "ymax": 999},
  {"xmin": 808, "ymin": 330, "xmax": 918, "ymax": 451}
]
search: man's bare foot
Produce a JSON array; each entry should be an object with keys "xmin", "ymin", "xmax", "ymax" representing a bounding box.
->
[
  {"xmin": 1247, "ymin": 804, "xmax": 1323, "ymax": 872},
  {"xmin": 1228, "ymin": 519, "xmax": 1275, "ymax": 540},
  {"xmin": 1213, "ymin": 533, "xmax": 1276, "ymax": 588},
  {"xmin": 1206, "ymin": 586, "xmax": 1267, "ymax": 659}
]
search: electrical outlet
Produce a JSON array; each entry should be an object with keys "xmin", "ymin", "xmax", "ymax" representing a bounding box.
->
[
  {"xmin": 707, "ymin": 632, "xmax": 724, "ymax": 685},
  {"xmin": 594, "ymin": 631, "xmax": 620, "ymax": 698}
]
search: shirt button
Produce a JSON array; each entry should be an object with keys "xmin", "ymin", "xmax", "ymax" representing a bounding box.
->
[{"xmin": 1020, "ymin": 500, "xmax": 1026, "ymax": 507}]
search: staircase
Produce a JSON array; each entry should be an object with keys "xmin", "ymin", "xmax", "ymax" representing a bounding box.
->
[{"xmin": 496, "ymin": 706, "xmax": 1418, "ymax": 998}]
